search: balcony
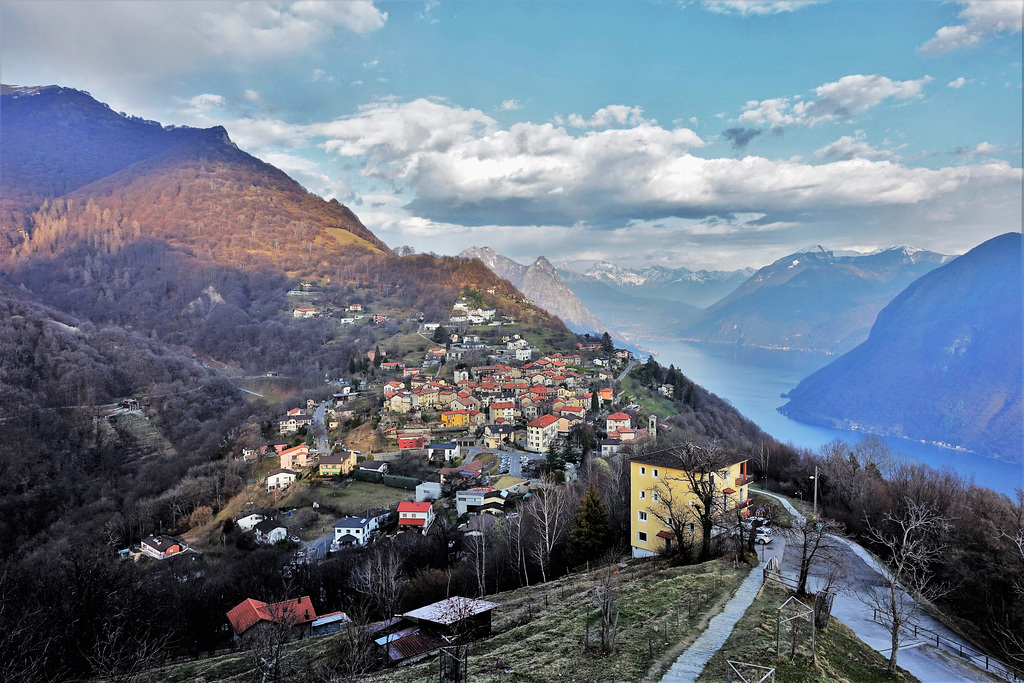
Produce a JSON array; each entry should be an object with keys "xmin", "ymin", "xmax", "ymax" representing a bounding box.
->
[{"xmin": 735, "ymin": 474, "xmax": 754, "ymax": 487}]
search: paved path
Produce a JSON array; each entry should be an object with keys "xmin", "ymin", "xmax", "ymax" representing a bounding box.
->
[
  {"xmin": 659, "ymin": 562, "xmax": 765, "ymax": 682},
  {"xmin": 757, "ymin": 489, "xmax": 996, "ymax": 683}
]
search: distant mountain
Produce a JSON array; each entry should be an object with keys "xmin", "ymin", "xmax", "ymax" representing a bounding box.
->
[
  {"xmin": 460, "ymin": 247, "xmax": 611, "ymax": 336},
  {"xmin": 583, "ymin": 261, "xmax": 755, "ymax": 308},
  {"xmin": 678, "ymin": 245, "xmax": 951, "ymax": 354},
  {"xmin": 557, "ymin": 265, "xmax": 699, "ymax": 340},
  {"xmin": 780, "ymin": 233, "xmax": 1022, "ymax": 462}
]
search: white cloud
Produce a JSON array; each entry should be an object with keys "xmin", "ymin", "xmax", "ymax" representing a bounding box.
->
[
  {"xmin": 417, "ymin": 0, "xmax": 441, "ymax": 24},
  {"xmin": 814, "ymin": 133, "xmax": 893, "ymax": 161},
  {"xmin": 702, "ymin": 0, "xmax": 827, "ymax": 16},
  {"xmin": 307, "ymin": 98, "xmax": 1018, "ymax": 229},
  {"xmin": 920, "ymin": 0, "xmax": 1023, "ymax": 57},
  {"xmin": 948, "ymin": 77, "xmax": 967, "ymax": 88},
  {"xmin": 501, "ymin": 99, "xmax": 524, "ymax": 111},
  {"xmin": 739, "ymin": 74, "xmax": 932, "ymax": 129},
  {"xmin": 567, "ymin": 105, "xmax": 653, "ymax": 129},
  {"xmin": 1, "ymin": 1, "xmax": 386, "ymax": 83},
  {"xmin": 177, "ymin": 93, "xmax": 226, "ymax": 112},
  {"xmin": 954, "ymin": 141, "xmax": 1001, "ymax": 159}
]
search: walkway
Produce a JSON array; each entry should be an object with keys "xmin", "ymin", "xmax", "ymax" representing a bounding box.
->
[{"xmin": 659, "ymin": 561, "xmax": 765, "ymax": 683}]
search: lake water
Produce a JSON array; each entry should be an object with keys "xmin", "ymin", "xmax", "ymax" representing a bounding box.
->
[{"xmin": 642, "ymin": 339, "xmax": 1024, "ymax": 497}]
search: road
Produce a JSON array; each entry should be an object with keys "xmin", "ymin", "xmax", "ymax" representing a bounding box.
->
[
  {"xmin": 758, "ymin": 490, "xmax": 997, "ymax": 682},
  {"xmin": 312, "ymin": 401, "xmax": 329, "ymax": 453}
]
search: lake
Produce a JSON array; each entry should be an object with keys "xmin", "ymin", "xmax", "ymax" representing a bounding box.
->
[{"xmin": 642, "ymin": 339, "xmax": 1024, "ymax": 497}]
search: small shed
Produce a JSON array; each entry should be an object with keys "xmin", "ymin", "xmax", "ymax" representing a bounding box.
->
[{"xmin": 401, "ymin": 596, "xmax": 499, "ymax": 639}]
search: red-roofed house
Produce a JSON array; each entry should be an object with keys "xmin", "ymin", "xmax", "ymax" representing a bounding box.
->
[
  {"xmin": 606, "ymin": 412, "xmax": 632, "ymax": 433},
  {"xmin": 226, "ymin": 596, "xmax": 318, "ymax": 639},
  {"xmin": 527, "ymin": 414, "xmax": 559, "ymax": 452},
  {"xmin": 397, "ymin": 501, "xmax": 435, "ymax": 532}
]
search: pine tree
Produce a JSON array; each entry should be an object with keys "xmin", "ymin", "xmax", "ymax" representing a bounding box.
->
[{"xmin": 566, "ymin": 483, "xmax": 611, "ymax": 567}]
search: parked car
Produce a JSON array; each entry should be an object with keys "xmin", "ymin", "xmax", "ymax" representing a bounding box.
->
[{"xmin": 755, "ymin": 527, "xmax": 774, "ymax": 544}]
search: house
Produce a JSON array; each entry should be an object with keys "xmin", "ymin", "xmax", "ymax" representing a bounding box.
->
[
  {"xmin": 397, "ymin": 501, "xmax": 435, "ymax": 532},
  {"xmin": 383, "ymin": 381, "xmax": 406, "ymax": 396},
  {"xmin": 440, "ymin": 410, "xmax": 473, "ymax": 428},
  {"xmin": 439, "ymin": 460, "xmax": 485, "ymax": 484},
  {"xmin": 319, "ymin": 451, "xmax": 356, "ymax": 477},
  {"xmin": 332, "ymin": 515, "xmax": 379, "ymax": 547},
  {"xmin": 292, "ymin": 308, "xmax": 317, "ymax": 318},
  {"xmin": 598, "ymin": 387, "xmax": 614, "ymax": 403},
  {"xmin": 427, "ymin": 443, "xmax": 460, "ymax": 462},
  {"xmin": 227, "ymin": 596, "xmax": 317, "ymax": 639},
  {"xmin": 630, "ymin": 449, "xmax": 751, "ymax": 559},
  {"xmin": 266, "ymin": 468, "xmax": 299, "ymax": 492},
  {"xmin": 234, "ymin": 510, "xmax": 267, "ymax": 532},
  {"xmin": 278, "ymin": 413, "xmax": 313, "ymax": 435},
  {"xmin": 359, "ymin": 460, "xmax": 389, "ymax": 474},
  {"xmin": 526, "ymin": 414, "xmax": 559, "ymax": 452},
  {"xmin": 456, "ymin": 487, "xmax": 492, "ymax": 516},
  {"xmin": 482, "ymin": 423, "xmax": 515, "ymax": 449},
  {"xmin": 488, "ymin": 401, "xmax": 517, "ymax": 423},
  {"xmin": 398, "ymin": 435, "xmax": 426, "ymax": 450},
  {"xmin": 601, "ymin": 438, "xmax": 622, "ymax": 456},
  {"xmin": 254, "ymin": 518, "xmax": 288, "ymax": 545},
  {"xmin": 141, "ymin": 535, "xmax": 183, "ymax": 560},
  {"xmin": 606, "ymin": 412, "xmax": 632, "ymax": 433},
  {"xmin": 279, "ymin": 445, "xmax": 310, "ymax": 470},
  {"xmin": 415, "ymin": 481, "xmax": 442, "ymax": 502},
  {"xmin": 311, "ymin": 612, "xmax": 352, "ymax": 636},
  {"xmin": 491, "ymin": 475, "xmax": 528, "ymax": 495},
  {"xmin": 402, "ymin": 596, "xmax": 499, "ymax": 639}
]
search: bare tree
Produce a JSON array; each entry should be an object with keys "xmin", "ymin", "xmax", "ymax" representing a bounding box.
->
[
  {"xmin": 788, "ymin": 516, "xmax": 844, "ymax": 597},
  {"xmin": 353, "ymin": 542, "xmax": 405, "ymax": 619},
  {"xmin": 647, "ymin": 441, "xmax": 733, "ymax": 563},
  {"xmin": 755, "ymin": 441, "xmax": 771, "ymax": 491},
  {"xmin": 859, "ymin": 498, "xmax": 950, "ymax": 673},
  {"xmin": 242, "ymin": 599, "xmax": 308, "ymax": 683},
  {"xmin": 526, "ymin": 485, "xmax": 574, "ymax": 583},
  {"xmin": 83, "ymin": 616, "xmax": 169, "ymax": 683},
  {"xmin": 593, "ymin": 562, "xmax": 621, "ymax": 652}
]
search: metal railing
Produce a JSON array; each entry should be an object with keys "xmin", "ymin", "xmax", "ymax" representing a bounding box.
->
[{"xmin": 871, "ymin": 610, "xmax": 1023, "ymax": 682}]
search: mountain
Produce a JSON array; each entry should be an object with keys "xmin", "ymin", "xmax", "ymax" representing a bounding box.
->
[
  {"xmin": 557, "ymin": 265, "xmax": 699, "ymax": 340},
  {"xmin": 678, "ymin": 245, "xmax": 951, "ymax": 354},
  {"xmin": 0, "ymin": 86, "xmax": 570, "ymax": 374},
  {"xmin": 780, "ymin": 233, "xmax": 1022, "ymax": 462},
  {"xmin": 583, "ymin": 261, "xmax": 755, "ymax": 308},
  {"xmin": 460, "ymin": 246, "xmax": 611, "ymax": 336}
]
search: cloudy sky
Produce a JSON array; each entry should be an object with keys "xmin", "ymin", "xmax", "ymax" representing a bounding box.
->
[{"xmin": 2, "ymin": 0, "xmax": 1021, "ymax": 269}]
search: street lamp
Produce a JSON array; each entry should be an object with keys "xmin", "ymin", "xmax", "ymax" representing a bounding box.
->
[{"xmin": 809, "ymin": 465, "xmax": 819, "ymax": 518}]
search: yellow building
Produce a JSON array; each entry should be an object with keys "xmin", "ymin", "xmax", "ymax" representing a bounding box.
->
[
  {"xmin": 441, "ymin": 410, "xmax": 472, "ymax": 428},
  {"xmin": 318, "ymin": 451, "xmax": 356, "ymax": 477},
  {"xmin": 630, "ymin": 450, "xmax": 751, "ymax": 559}
]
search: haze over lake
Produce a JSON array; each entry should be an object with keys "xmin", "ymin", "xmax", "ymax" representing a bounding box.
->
[{"xmin": 645, "ymin": 339, "xmax": 1024, "ymax": 496}]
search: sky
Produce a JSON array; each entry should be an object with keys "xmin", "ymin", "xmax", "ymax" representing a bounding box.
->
[{"xmin": 2, "ymin": 0, "xmax": 1021, "ymax": 270}]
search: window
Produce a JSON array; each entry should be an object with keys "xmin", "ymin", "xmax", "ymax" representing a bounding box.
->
[
  {"xmin": 652, "ymin": 492, "xmax": 660, "ymax": 503},
  {"xmin": 639, "ymin": 490, "xmax": 646, "ymax": 500},
  {"xmin": 688, "ymin": 523, "xmax": 695, "ymax": 533},
  {"xmin": 638, "ymin": 511, "xmax": 648, "ymax": 522},
  {"xmin": 639, "ymin": 466, "xmax": 646, "ymax": 476},
  {"xmin": 653, "ymin": 468, "xmax": 659, "ymax": 478},
  {"xmin": 638, "ymin": 531, "xmax": 648, "ymax": 543},
  {"xmin": 665, "ymin": 517, "xmax": 673, "ymax": 526}
]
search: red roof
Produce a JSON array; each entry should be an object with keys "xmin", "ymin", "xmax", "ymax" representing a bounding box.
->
[
  {"xmin": 657, "ymin": 530, "xmax": 676, "ymax": 540},
  {"xmin": 227, "ymin": 596, "xmax": 317, "ymax": 636},
  {"xmin": 399, "ymin": 517, "xmax": 426, "ymax": 526},
  {"xmin": 722, "ymin": 487, "xmax": 736, "ymax": 494},
  {"xmin": 608, "ymin": 412, "xmax": 631, "ymax": 420},
  {"xmin": 527, "ymin": 414, "xmax": 559, "ymax": 428},
  {"xmin": 398, "ymin": 501, "xmax": 432, "ymax": 513}
]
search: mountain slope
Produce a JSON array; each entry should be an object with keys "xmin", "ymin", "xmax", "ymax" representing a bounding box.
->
[
  {"xmin": 584, "ymin": 261, "xmax": 754, "ymax": 308},
  {"xmin": 679, "ymin": 246, "xmax": 951, "ymax": 354},
  {"xmin": 780, "ymin": 233, "xmax": 1022, "ymax": 461},
  {"xmin": 460, "ymin": 247, "xmax": 611, "ymax": 336}
]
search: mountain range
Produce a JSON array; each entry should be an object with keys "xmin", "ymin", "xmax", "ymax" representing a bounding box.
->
[
  {"xmin": 459, "ymin": 246, "xmax": 612, "ymax": 336},
  {"xmin": 580, "ymin": 261, "xmax": 755, "ymax": 308},
  {"xmin": 780, "ymin": 233, "xmax": 1022, "ymax": 462},
  {"xmin": 676, "ymin": 245, "xmax": 952, "ymax": 354}
]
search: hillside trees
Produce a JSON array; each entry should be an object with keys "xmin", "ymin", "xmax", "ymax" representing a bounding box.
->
[{"xmin": 566, "ymin": 483, "xmax": 611, "ymax": 567}]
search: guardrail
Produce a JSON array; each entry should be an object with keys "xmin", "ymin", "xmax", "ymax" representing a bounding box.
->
[{"xmin": 871, "ymin": 610, "xmax": 1023, "ymax": 682}]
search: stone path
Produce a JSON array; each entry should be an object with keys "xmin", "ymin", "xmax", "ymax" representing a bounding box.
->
[{"xmin": 658, "ymin": 561, "xmax": 766, "ymax": 683}]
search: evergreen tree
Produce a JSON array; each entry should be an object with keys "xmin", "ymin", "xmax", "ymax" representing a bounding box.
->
[
  {"xmin": 373, "ymin": 344, "xmax": 382, "ymax": 368},
  {"xmin": 566, "ymin": 483, "xmax": 611, "ymax": 566},
  {"xmin": 601, "ymin": 331, "xmax": 615, "ymax": 354},
  {"xmin": 591, "ymin": 390, "xmax": 600, "ymax": 413}
]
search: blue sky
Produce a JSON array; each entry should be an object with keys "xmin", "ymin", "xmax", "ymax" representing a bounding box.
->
[{"xmin": 2, "ymin": 0, "xmax": 1021, "ymax": 269}]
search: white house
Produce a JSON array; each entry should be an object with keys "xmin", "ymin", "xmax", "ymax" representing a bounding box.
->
[
  {"xmin": 266, "ymin": 468, "xmax": 299, "ymax": 492},
  {"xmin": 427, "ymin": 443, "xmax": 461, "ymax": 462},
  {"xmin": 526, "ymin": 414, "xmax": 559, "ymax": 452},
  {"xmin": 397, "ymin": 501, "xmax": 435, "ymax": 533},
  {"xmin": 234, "ymin": 511, "xmax": 266, "ymax": 532},
  {"xmin": 253, "ymin": 519, "xmax": 288, "ymax": 545},
  {"xmin": 416, "ymin": 481, "xmax": 442, "ymax": 502},
  {"xmin": 332, "ymin": 516, "xmax": 377, "ymax": 547},
  {"xmin": 456, "ymin": 487, "xmax": 491, "ymax": 516}
]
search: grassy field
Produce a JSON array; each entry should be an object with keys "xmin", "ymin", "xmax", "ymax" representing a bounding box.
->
[
  {"xmin": 325, "ymin": 226, "xmax": 385, "ymax": 253},
  {"xmin": 618, "ymin": 374, "xmax": 678, "ymax": 419},
  {"xmin": 289, "ymin": 479, "xmax": 414, "ymax": 515},
  {"xmin": 696, "ymin": 579, "xmax": 918, "ymax": 683}
]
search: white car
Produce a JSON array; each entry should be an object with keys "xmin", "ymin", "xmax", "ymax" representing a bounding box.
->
[{"xmin": 755, "ymin": 527, "xmax": 774, "ymax": 544}]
